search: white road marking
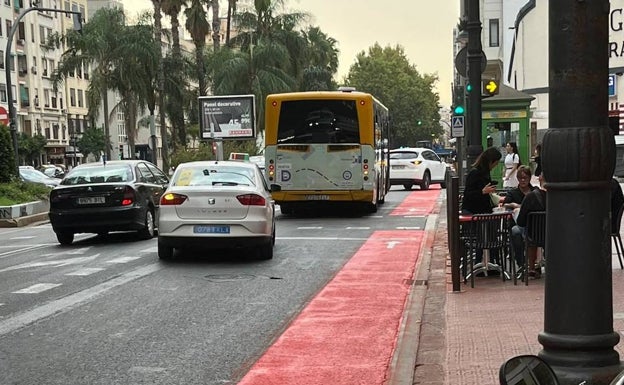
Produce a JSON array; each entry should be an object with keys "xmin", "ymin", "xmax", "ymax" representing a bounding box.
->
[
  {"xmin": 12, "ymin": 283, "xmax": 62, "ymax": 294},
  {"xmin": 0, "ymin": 244, "xmax": 55, "ymax": 259},
  {"xmin": 0, "ymin": 255, "xmax": 100, "ymax": 273},
  {"xmin": 368, "ymin": 215, "xmax": 384, "ymax": 218},
  {"xmin": 140, "ymin": 247, "xmax": 157, "ymax": 253},
  {"xmin": 9, "ymin": 236, "xmax": 36, "ymax": 240},
  {"xmin": 346, "ymin": 226, "xmax": 370, "ymax": 230},
  {"xmin": 403, "ymin": 215, "xmax": 424, "ymax": 218},
  {"xmin": 297, "ymin": 226, "xmax": 323, "ymax": 230},
  {"xmin": 387, "ymin": 241, "xmax": 401, "ymax": 249},
  {"xmin": 67, "ymin": 247, "xmax": 92, "ymax": 255},
  {"xmin": 395, "ymin": 226, "xmax": 421, "ymax": 230},
  {"xmin": 107, "ymin": 256, "xmax": 141, "ymax": 264},
  {"xmin": 0, "ymin": 264, "xmax": 161, "ymax": 336},
  {"xmin": 65, "ymin": 268, "xmax": 105, "ymax": 276},
  {"xmin": 277, "ymin": 237, "xmax": 367, "ymax": 241}
]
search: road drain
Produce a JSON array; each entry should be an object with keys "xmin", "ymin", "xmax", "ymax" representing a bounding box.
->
[{"xmin": 205, "ymin": 274, "xmax": 256, "ymax": 282}]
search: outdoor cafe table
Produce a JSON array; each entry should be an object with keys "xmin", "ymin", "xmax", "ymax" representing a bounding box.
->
[{"xmin": 459, "ymin": 211, "xmax": 513, "ymax": 280}]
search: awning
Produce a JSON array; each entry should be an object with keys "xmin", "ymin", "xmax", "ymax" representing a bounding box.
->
[{"xmin": 65, "ymin": 153, "xmax": 84, "ymax": 158}]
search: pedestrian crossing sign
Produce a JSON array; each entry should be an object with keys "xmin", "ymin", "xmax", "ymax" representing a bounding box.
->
[{"xmin": 451, "ymin": 116, "xmax": 464, "ymax": 138}]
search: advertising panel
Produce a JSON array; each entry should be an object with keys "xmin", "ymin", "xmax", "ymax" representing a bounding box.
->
[{"xmin": 199, "ymin": 95, "xmax": 256, "ymax": 140}]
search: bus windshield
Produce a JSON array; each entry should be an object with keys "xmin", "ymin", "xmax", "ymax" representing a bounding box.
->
[{"xmin": 277, "ymin": 99, "xmax": 360, "ymax": 144}]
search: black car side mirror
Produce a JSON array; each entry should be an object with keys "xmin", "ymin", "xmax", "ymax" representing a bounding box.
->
[{"xmin": 500, "ymin": 355, "xmax": 559, "ymax": 385}]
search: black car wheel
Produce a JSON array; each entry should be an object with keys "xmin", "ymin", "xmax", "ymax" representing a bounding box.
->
[
  {"xmin": 258, "ymin": 241, "xmax": 274, "ymax": 260},
  {"xmin": 420, "ymin": 172, "xmax": 431, "ymax": 190},
  {"xmin": 137, "ymin": 209, "xmax": 155, "ymax": 240},
  {"xmin": 403, "ymin": 183, "xmax": 413, "ymax": 190},
  {"xmin": 56, "ymin": 231, "xmax": 74, "ymax": 246},
  {"xmin": 158, "ymin": 241, "xmax": 174, "ymax": 260}
]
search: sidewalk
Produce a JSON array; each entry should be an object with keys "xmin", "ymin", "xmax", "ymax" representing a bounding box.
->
[{"xmin": 412, "ymin": 192, "xmax": 624, "ymax": 385}]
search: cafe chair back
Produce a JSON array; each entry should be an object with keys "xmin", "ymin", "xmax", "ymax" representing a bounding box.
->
[
  {"xmin": 522, "ymin": 211, "xmax": 546, "ymax": 285},
  {"xmin": 612, "ymin": 203, "xmax": 624, "ymax": 270},
  {"xmin": 462, "ymin": 213, "xmax": 511, "ymax": 288}
]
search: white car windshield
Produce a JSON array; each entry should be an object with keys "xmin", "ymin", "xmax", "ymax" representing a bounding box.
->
[{"xmin": 172, "ymin": 166, "xmax": 256, "ymax": 187}]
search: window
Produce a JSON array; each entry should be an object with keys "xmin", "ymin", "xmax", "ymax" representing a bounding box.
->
[
  {"xmin": 30, "ymin": 23, "xmax": 34, "ymax": 42},
  {"xmin": 11, "ymin": 85, "xmax": 16, "ymax": 103},
  {"xmin": 5, "ymin": 20, "xmax": 11, "ymax": 39},
  {"xmin": 17, "ymin": 21, "xmax": 25, "ymax": 41},
  {"xmin": 0, "ymin": 51, "xmax": 4, "ymax": 69},
  {"xmin": 64, "ymin": 1, "xmax": 70, "ymax": 17},
  {"xmin": 44, "ymin": 89, "xmax": 50, "ymax": 107},
  {"xmin": 19, "ymin": 84, "xmax": 29, "ymax": 107},
  {"xmin": 0, "ymin": 84, "xmax": 7, "ymax": 103},
  {"xmin": 489, "ymin": 19, "xmax": 499, "ymax": 47},
  {"xmin": 39, "ymin": 25, "xmax": 44, "ymax": 43},
  {"xmin": 69, "ymin": 88, "xmax": 75, "ymax": 107},
  {"xmin": 0, "ymin": 19, "xmax": 3, "ymax": 37},
  {"xmin": 42, "ymin": 58, "xmax": 48, "ymax": 76},
  {"xmin": 77, "ymin": 89, "xmax": 83, "ymax": 107}
]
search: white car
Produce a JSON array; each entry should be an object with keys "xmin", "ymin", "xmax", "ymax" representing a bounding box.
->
[
  {"xmin": 389, "ymin": 147, "xmax": 448, "ymax": 190},
  {"xmin": 157, "ymin": 161, "xmax": 275, "ymax": 260}
]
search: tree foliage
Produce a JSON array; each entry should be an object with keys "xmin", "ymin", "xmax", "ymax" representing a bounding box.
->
[
  {"xmin": 77, "ymin": 127, "xmax": 107, "ymax": 160},
  {"xmin": 17, "ymin": 133, "xmax": 46, "ymax": 166},
  {"xmin": 0, "ymin": 125, "xmax": 16, "ymax": 182},
  {"xmin": 345, "ymin": 44, "xmax": 442, "ymax": 147}
]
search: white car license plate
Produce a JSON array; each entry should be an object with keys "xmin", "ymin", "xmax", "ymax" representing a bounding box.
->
[
  {"xmin": 193, "ymin": 225, "xmax": 230, "ymax": 234},
  {"xmin": 305, "ymin": 195, "xmax": 329, "ymax": 201},
  {"xmin": 392, "ymin": 165, "xmax": 405, "ymax": 169},
  {"xmin": 77, "ymin": 196, "xmax": 105, "ymax": 205}
]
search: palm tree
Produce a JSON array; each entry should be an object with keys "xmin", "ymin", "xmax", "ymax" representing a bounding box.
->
[
  {"xmin": 225, "ymin": 0, "xmax": 237, "ymax": 46},
  {"xmin": 162, "ymin": 0, "xmax": 188, "ymax": 148},
  {"xmin": 210, "ymin": 0, "xmax": 220, "ymax": 49},
  {"xmin": 54, "ymin": 7, "xmax": 128, "ymax": 160},
  {"xmin": 300, "ymin": 26, "xmax": 339, "ymax": 90},
  {"xmin": 151, "ymin": 0, "xmax": 170, "ymax": 171},
  {"xmin": 185, "ymin": 0, "xmax": 211, "ymax": 96}
]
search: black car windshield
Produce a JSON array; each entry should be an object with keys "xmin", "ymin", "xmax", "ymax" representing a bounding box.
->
[
  {"xmin": 172, "ymin": 166, "xmax": 256, "ymax": 187},
  {"xmin": 62, "ymin": 165, "xmax": 133, "ymax": 185},
  {"xmin": 390, "ymin": 151, "xmax": 419, "ymax": 159}
]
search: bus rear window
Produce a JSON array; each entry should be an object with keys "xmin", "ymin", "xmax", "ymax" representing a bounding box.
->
[{"xmin": 277, "ymin": 100, "xmax": 360, "ymax": 144}]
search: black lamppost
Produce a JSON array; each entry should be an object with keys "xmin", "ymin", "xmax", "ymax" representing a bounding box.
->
[
  {"xmin": 5, "ymin": 1, "xmax": 82, "ymax": 176},
  {"xmin": 537, "ymin": 1, "xmax": 624, "ymax": 384}
]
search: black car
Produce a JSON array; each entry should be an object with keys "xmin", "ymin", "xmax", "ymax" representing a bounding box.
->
[{"xmin": 49, "ymin": 160, "xmax": 169, "ymax": 245}]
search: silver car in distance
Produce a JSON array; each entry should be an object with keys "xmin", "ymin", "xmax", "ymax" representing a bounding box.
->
[{"xmin": 157, "ymin": 161, "xmax": 276, "ymax": 260}]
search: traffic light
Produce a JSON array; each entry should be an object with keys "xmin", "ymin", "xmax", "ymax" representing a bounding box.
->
[
  {"xmin": 453, "ymin": 104, "xmax": 465, "ymax": 115},
  {"xmin": 417, "ymin": 120, "xmax": 422, "ymax": 126},
  {"xmin": 466, "ymin": 83, "xmax": 473, "ymax": 93},
  {"xmin": 482, "ymin": 79, "xmax": 499, "ymax": 97}
]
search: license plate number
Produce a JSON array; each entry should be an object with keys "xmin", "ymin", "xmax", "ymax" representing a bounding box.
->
[
  {"xmin": 392, "ymin": 165, "xmax": 405, "ymax": 169},
  {"xmin": 193, "ymin": 225, "xmax": 230, "ymax": 234},
  {"xmin": 305, "ymin": 195, "xmax": 329, "ymax": 201},
  {"xmin": 77, "ymin": 196, "xmax": 105, "ymax": 205}
]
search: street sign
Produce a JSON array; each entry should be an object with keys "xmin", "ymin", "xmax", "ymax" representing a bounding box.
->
[
  {"xmin": 451, "ymin": 116, "xmax": 465, "ymax": 138},
  {"xmin": 609, "ymin": 74, "xmax": 617, "ymax": 97},
  {"xmin": 454, "ymin": 47, "xmax": 487, "ymax": 77},
  {"xmin": 0, "ymin": 106, "xmax": 9, "ymax": 126}
]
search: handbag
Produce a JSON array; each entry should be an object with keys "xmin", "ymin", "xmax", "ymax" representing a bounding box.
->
[{"xmin": 490, "ymin": 193, "xmax": 502, "ymax": 208}]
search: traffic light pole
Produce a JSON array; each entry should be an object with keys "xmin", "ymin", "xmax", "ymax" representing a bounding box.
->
[{"xmin": 466, "ymin": 0, "xmax": 483, "ymax": 167}]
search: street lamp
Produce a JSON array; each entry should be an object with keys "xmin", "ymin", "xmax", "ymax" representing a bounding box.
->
[{"xmin": 5, "ymin": 3, "xmax": 82, "ymax": 176}]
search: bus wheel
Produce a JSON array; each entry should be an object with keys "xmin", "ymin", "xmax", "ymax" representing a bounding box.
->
[
  {"xmin": 280, "ymin": 204, "xmax": 292, "ymax": 215},
  {"xmin": 368, "ymin": 202, "xmax": 378, "ymax": 213}
]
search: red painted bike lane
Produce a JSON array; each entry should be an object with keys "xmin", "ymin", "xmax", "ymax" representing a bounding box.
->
[
  {"xmin": 390, "ymin": 186, "xmax": 441, "ymax": 216},
  {"xmin": 238, "ymin": 190, "xmax": 441, "ymax": 385}
]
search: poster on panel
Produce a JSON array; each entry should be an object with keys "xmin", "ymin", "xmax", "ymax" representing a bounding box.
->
[{"xmin": 199, "ymin": 95, "xmax": 256, "ymax": 140}]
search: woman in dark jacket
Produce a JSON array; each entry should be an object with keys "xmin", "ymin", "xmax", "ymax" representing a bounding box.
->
[{"xmin": 461, "ymin": 147, "xmax": 503, "ymax": 214}]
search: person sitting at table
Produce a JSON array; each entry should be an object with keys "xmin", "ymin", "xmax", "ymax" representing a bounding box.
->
[
  {"xmin": 461, "ymin": 146, "xmax": 502, "ymax": 215},
  {"xmin": 511, "ymin": 173, "xmax": 547, "ymax": 278},
  {"xmin": 500, "ymin": 165, "xmax": 536, "ymax": 211}
]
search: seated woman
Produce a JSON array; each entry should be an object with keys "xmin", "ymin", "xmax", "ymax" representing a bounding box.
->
[
  {"xmin": 501, "ymin": 166, "xmax": 535, "ymax": 211},
  {"xmin": 461, "ymin": 147, "xmax": 502, "ymax": 266},
  {"xmin": 461, "ymin": 147, "xmax": 502, "ymax": 215}
]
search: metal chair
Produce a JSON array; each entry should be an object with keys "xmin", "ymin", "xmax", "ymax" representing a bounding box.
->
[
  {"xmin": 461, "ymin": 213, "xmax": 513, "ymax": 288},
  {"xmin": 612, "ymin": 203, "xmax": 624, "ymax": 269},
  {"xmin": 521, "ymin": 211, "xmax": 546, "ymax": 285}
]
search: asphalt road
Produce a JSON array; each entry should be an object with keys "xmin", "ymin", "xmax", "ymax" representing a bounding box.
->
[{"xmin": 0, "ymin": 187, "xmax": 427, "ymax": 385}]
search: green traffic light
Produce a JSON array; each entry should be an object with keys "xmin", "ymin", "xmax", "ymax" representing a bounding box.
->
[
  {"xmin": 454, "ymin": 105, "xmax": 465, "ymax": 115},
  {"xmin": 417, "ymin": 120, "xmax": 422, "ymax": 125},
  {"xmin": 466, "ymin": 83, "xmax": 472, "ymax": 92}
]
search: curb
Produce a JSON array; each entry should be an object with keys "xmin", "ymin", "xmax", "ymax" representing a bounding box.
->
[
  {"xmin": 0, "ymin": 212, "xmax": 49, "ymax": 228},
  {"xmin": 386, "ymin": 192, "xmax": 444, "ymax": 385}
]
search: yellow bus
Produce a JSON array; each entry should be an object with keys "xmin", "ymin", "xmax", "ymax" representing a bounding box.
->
[{"xmin": 264, "ymin": 88, "xmax": 390, "ymax": 214}]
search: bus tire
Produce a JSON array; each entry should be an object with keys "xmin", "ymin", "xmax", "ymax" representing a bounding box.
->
[{"xmin": 280, "ymin": 204, "xmax": 292, "ymax": 215}]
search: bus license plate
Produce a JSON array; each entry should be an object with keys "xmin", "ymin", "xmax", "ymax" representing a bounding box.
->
[
  {"xmin": 194, "ymin": 225, "xmax": 230, "ymax": 234},
  {"xmin": 305, "ymin": 195, "xmax": 329, "ymax": 201}
]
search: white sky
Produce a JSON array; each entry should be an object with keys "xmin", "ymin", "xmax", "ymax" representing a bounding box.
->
[{"xmin": 122, "ymin": 0, "xmax": 459, "ymax": 107}]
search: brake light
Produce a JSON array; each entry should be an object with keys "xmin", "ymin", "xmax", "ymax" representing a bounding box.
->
[
  {"xmin": 160, "ymin": 193, "xmax": 188, "ymax": 205},
  {"xmin": 237, "ymin": 194, "xmax": 266, "ymax": 206},
  {"xmin": 122, "ymin": 186, "xmax": 135, "ymax": 206}
]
